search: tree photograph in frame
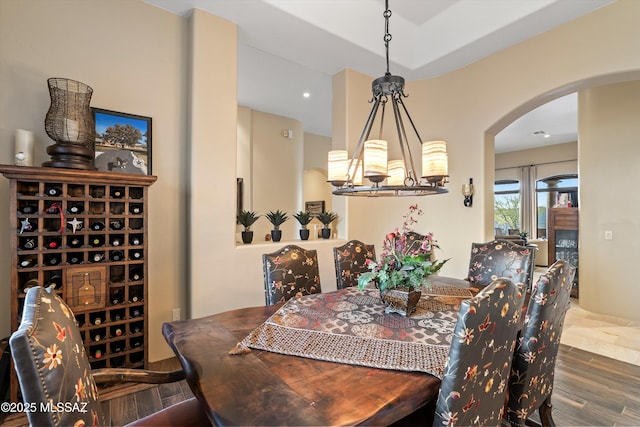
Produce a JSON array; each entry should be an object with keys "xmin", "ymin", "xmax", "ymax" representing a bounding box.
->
[{"xmin": 92, "ymin": 108, "xmax": 152, "ymax": 175}]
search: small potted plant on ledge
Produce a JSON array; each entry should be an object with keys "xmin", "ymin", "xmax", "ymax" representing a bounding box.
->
[
  {"xmin": 237, "ymin": 209, "xmax": 260, "ymax": 244},
  {"xmin": 358, "ymin": 204, "xmax": 448, "ymax": 316},
  {"xmin": 293, "ymin": 211, "xmax": 313, "ymax": 240},
  {"xmin": 316, "ymin": 211, "xmax": 337, "ymax": 239},
  {"xmin": 266, "ymin": 209, "xmax": 288, "ymax": 242}
]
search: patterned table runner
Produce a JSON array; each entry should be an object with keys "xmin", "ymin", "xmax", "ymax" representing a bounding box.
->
[{"xmin": 230, "ymin": 285, "xmax": 473, "ymax": 378}]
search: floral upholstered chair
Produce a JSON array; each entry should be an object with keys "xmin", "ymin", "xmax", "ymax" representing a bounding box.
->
[
  {"xmin": 333, "ymin": 240, "xmax": 376, "ymax": 289},
  {"xmin": 507, "ymin": 259, "xmax": 576, "ymax": 427},
  {"xmin": 433, "ymin": 278, "xmax": 526, "ymax": 426},
  {"xmin": 467, "ymin": 240, "xmax": 536, "ymax": 291},
  {"xmin": 10, "ymin": 286, "xmax": 210, "ymax": 427},
  {"xmin": 262, "ymin": 244, "xmax": 321, "ymax": 305}
]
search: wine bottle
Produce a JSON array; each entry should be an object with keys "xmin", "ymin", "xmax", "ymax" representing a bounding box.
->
[
  {"xmin": 91, "ymin": 221, "xmax": 105, "ymax": 231},
  {"xmin": 68, "ymin": 253, "xmax": 83, "ymax": 264},
  {"xmin": 46, "ymin": 187, "xmax": 62, "ymax": 197},
  {"xmin": 110, "ymin": 250, "xmax": 124, "ymax": 262},
  {"xmin": 111, "ymin": 290, "xmax": 123, "ymax": 305},
  {"xmin": 113, "ymin": 327, "xmax": 123, "ymax": 337},
  {"xmin": 19, "ymin": 256, "xmax": 37, "ymax": 268},
  {"xmin": 130, "ymin": 235, "xmax": 142, "ymax": 246},
  {"xmin": 109, "ymin": 219, "xmax": 124, "ymax": 230},
  {"xmin": 22, "ymin": 278, "xmax": 40, "ymax": 292},
  {"xmin": 45, "ymin": 275, "xmax": 62, "ymax": 290},
  {"xmin": 20, "ymin": 205, "xmax": 37, "ymax": 214},
  {"xmin": 132, "ymin": 338, "xmax": 143, "ymax": 348},
  {"xmin": 46, "ymin": 255, "xmax": 60, "ymax": 266},
  {"xmin": 113, "ymin": 344, "xmax": 123, "ymax": 353},
  {"xmin": 113, "ymin": 312, "xmax": 122, "ymax": 321},
  {"xmin": 129, "ymin": 204, "xmax": 142, "ymax": 214},
  {"xmin": 68, "ymin": 236, "xmax": 83, "ymax": 248},
  {"xmin": 110, "ymin": 236, "xmax": 123, "ymax": 247},
  {"xmin": 131, "ymin": 308, "xmax": 142, "ymax": 318},
  {"xmin": 93, "ymin": 316, "xmax": 103, "ymax": 326},
  {"xmin": 110, "ymin": 188, "xmax": 124, "ymax": 199},
  {"xmin": 90, "ymin": 236, "xmax": 104, "ymax": 247},
  {"xmin": 94, "ymin": 348, "xmax": 102, "ymax": 359},
  {"xmin": 129, "ymin": 289, "xmax": 143, "ymax": 303},
  {"xmin": 130, "ymin": 269, "xmax": 143, "ymax": 282},
  {"xmin": 130, "ymin": 249, "xmax": 143, "ymax": 260},
  {"xmin": 92, "ymin": 331, "xmax": 102, "ymax": 342},
  {"xmin": 91, "ymin": 253, "xmax": 105, "ymax": 263},
  {"xmin": 132, "ymin": 323, "xmax": 143, "ymax": 334},
  {"xmin": 21, "ymin": 238, "xmax": 36, "ymax": 250},
  {"xmin": 46, "ymin": 237, "xmax": 62, "ymax": 249},
  {"xmin": 68, "ymin": 202, "xmax": 84, "ymax": 214}
]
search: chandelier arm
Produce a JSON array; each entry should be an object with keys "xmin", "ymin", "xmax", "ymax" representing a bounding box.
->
[
  {"xmin": 377, "ymin": 99, "xmax": 386, "ymax": 139},
  {"xmin": 398, "ymin": 96, "xmax": 426, "ymax": 145},
  {"xmin": 391, "ymin": 97, "xmax": 418, "ymax": 184},
  {"xmin": 346, "ymin": 97, "xmax": 381, "ymax": 182}
]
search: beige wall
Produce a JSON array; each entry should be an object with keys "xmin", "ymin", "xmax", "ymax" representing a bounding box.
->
[{"xmin": 578, "ymin": 81, "xmax": 640, "ymax": 317}]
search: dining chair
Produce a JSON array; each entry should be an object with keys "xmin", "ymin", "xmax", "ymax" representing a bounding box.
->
[
  {"xmin": 9, "ymin": 286, "xmax": 211, "ymax": 427},
  {"xmin": 466, "ymin": 239, "xmax": 536, "ymax": 291},
  {"xmin": 506, "ymin": 259, "xmax": 576, "ymax": 427},
  {"xmin": 333, "ymin": 239, "xmax": 376, "ymax": 289},
  {"xmin": 433, "ymin": 278, "xmax": 526, "ymax": 426},
  {"xmin": 262, "ymin": 244, "xmax": 321, "ymax": 305}
]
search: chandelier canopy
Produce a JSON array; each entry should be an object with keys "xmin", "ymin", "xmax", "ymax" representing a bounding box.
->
[{"xmin": 329, "ymin": 0, "xmax": 449, "ymax": 197}]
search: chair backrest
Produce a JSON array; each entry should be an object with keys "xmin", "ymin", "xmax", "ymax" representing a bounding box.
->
[
  {"xmin": 262, "ymin": 244, "xmax": 321, "ymax": 305},
  {"xmin": 9, "ymin": 286, "xmax": 104, "ymax": 427},
  {"xmin": 467, "ymin": 239, "xmax": 535, "ymax": 289},
  {"xmin": 433, "ymin": 278, "xmax": 526, "ymax": 427},
  {"xmin": 333, "ymin": 240, "xmax": 376, "ymax": 289},
  {"xmin": 507, "ymin": 259, "xmax": 575, "ymax": 425}
]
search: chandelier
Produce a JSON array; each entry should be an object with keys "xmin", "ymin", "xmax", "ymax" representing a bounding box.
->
[{"xmin": 329, "ymin": 0, "xmax": 449, "ymax": 197}]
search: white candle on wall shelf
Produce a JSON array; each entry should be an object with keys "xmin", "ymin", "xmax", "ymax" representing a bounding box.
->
[{"xmin": 15, "ymin": 129, "xmax": 34, "ymax": 166}]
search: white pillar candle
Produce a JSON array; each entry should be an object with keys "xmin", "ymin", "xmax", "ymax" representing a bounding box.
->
[
  {"xmin": 63, "ymin": 118, "xmax": 80, "ymax": 142},
  {"xmin": 15, "ymin": 129, "xmax": 34, "ymax": 166}
]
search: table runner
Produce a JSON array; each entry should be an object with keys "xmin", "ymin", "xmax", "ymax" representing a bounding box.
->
[{"xmin": 230, "ymin": 285, "xmax": 473, "ymax": 378}]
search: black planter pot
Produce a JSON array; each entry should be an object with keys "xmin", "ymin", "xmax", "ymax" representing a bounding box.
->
[
  {"xmin": 241, "ymin": 231, "xmax": 253, "ymax": 244},
  {"xmin": 299, "ymin": 229, "xmax": 310, "ymax": 240},
  {"xmin": 271, "ymin": 229, "xmax": 282, "ymax": 242},
  {"xmin": 321, "ymin": 228, "xmax": 331, "ymax": 239}
]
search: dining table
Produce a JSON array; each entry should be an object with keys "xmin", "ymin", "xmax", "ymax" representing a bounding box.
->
[{"xmin": 162, "ymin": 276, "xmax": 475, "ymax": 426}]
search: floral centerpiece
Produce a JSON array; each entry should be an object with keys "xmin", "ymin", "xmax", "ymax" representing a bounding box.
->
[{"xmin": 358, "ymin": 204, "xmax": 448, "ymax": 315}]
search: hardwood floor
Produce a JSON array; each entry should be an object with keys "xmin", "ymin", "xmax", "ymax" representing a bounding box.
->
[{"xmin": 3, "ymin": 345, "xmax": 640, "ymax": 426}]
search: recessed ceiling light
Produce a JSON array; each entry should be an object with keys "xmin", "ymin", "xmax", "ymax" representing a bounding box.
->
[
  {"xmin": 533, "ymin": 130, "xmax": 546, "ymax": 135},
  {"xmin": 303, "ymin": 92, "xmax": 310, "ymax": 98}
]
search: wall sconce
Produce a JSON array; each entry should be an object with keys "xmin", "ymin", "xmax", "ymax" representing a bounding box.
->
[{"xmin": 462, "ymin": 178, "xmax": 474, "ymax": 207}]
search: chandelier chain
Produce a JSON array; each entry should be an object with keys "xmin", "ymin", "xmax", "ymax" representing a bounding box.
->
[{"xmin": 384, "ymin": 0, "xmax": 392, "ymax": 76}]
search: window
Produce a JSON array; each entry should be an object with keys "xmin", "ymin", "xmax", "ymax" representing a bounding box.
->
[
  {"xmin": 535, "ymin": 174, "xmax": 578, "ymax": 238},
  {"xmin": 494, "ymin": 180, "xmax": 520, "ymax": 236}
]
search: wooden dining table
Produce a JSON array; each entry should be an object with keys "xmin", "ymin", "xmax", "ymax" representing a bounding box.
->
[{"xmin": 162, "ymin": 276, "xmax": 473, "ymax": 426}]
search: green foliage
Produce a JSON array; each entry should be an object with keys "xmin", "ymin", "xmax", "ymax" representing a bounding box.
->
[
  {"xmin": 265, "ymin": 210, "xmax": 289, "ymax": 229},
  {"xmin": 357, "ymin": 204, "xmax": 448, "ymax": 292},
  {"xmin": 102, "ymin": 123, "xmax": 143, "ymax": 148},
  {"xmin": 316, "ymin": 211, "xmax": 337, "ymax": 227},
  {"xmin": 237, "ymin": 210, "xmax": 260, "ymax": 230},
  {"xmin": 293, "ymin": 211, "xmax": 313, "ymax": 227},
  {"xmin": 494, "ymin": 195, "xmax": 520, "ymax": 230}
]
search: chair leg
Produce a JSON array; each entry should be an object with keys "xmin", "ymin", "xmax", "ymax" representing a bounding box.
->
[{"xmin": 538, "ymin": 396, "xmax": 556, "ymax": 427}]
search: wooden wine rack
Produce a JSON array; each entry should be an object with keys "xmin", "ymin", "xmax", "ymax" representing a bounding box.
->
[{"xmin": 0, "ymin": 165, "xmax": 156, "ymax": 402}]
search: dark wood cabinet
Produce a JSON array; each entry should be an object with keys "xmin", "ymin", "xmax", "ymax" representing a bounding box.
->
[
  {"xmin": 1, "ymin": 165, "xmax": 156, "ymax": 401},
  {"xmin": 548, "ymin": 207, "xmax": 579, "ymax": 297}
]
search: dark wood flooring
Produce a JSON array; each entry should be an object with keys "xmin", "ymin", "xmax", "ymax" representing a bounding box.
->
[{"xmin": 3, "ymin": 345, "xmax": 640, "ymax": 426}]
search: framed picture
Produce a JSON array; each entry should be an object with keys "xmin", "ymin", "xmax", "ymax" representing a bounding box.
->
[
  {"xmin": 305, "ymin": 200, "xmax": 325, "ymax": 216},
  {"xmin": 92, "ymin": 108, "xmax": 152, "ymax": 175}
]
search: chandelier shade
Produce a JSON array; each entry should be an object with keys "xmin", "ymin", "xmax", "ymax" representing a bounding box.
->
[{"xmin": 329, "ymin": 0, "xmax": 449, "ymax": 197}]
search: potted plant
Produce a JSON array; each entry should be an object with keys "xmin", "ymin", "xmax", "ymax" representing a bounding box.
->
[
  {"xmin": 316, "ymin": 211, "xmax": 337, "ymax": 239},
  {"xmin": 237, "ymin": 209, "xmax": 260, "ymax": 244},
  {"xmin": 293, "ymin": 211, "xmax": 313, "ymax": 240},
  {"xmin": 266, "ymin": 209, "xmax": 289, "ymax": 242},
  {"xmin": 358, "ymin": 204, "xmax": 448, "ymax": 316}
]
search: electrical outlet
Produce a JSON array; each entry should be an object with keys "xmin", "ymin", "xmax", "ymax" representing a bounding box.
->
[
  {"xmin": 604, "ymin": 230, "xmax": 613, "ymax": 240},
  {"xmin": 172, "ymin": 308, "xmax": 181, "ymax": 321}
]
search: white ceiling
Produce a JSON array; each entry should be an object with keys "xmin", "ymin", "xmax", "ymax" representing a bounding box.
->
[{"xmin": 143, "ymin": 0, "xmax": 613, "ymax": 152}]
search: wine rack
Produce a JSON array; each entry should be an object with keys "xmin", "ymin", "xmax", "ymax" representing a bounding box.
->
[{"xmin": 0, "ymin": 165, "xmax": 156, "ymax": 402}]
